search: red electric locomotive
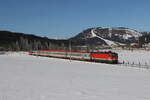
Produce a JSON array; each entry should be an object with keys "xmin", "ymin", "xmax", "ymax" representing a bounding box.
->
[{"xmin": 29, "ymin": 50, "xmax": 118, "ymax": 64}]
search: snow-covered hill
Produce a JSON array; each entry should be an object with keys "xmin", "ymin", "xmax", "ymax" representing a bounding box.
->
[
  {"xmin": 0, "ymin": 52, "xmax": 150, "ymax": 100},
  {"xmin": 70, "ymin": 27, "xmax": 142, "ymax": 47}
]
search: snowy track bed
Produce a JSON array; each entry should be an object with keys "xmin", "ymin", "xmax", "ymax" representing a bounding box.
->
[{"xmin": 0, "ymin": 52, "xmax": 150, "ymax": 100}]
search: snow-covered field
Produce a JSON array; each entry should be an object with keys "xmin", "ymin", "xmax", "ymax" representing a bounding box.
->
[
  {"xmin": 0, "ymin": 51, "xmax": 150, "ymax": 100},
  {"xmin": 112, "ymin": 49, "xmax": 150, "ymax": 65}
]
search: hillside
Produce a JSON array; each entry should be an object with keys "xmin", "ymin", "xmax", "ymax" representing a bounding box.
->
[
  {"xmin": 0, "ymin": 31, "xmax": 68, "ymax": 51},
  {"xmin": 70, "ymin": 27, "xmax": 142, "ymax": 47}
]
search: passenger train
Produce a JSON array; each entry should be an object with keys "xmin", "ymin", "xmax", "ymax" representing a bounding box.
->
[{"xmin": 29, "ymin": 50, "xmax": 118, "ymax": 64}]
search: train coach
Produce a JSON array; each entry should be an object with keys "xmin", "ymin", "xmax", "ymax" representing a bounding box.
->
[{"xmin": 29, "ymin": 50, "xmax": 118, "ymax": 64}]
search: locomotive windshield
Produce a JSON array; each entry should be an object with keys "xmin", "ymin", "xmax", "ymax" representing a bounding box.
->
[{"xmin": 110, "ymin": 52, "xmax": 118, "ymax": 57}]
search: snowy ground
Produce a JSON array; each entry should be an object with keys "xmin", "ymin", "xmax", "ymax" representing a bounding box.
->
[
  {"xmin": 0, "ymin": 52, "xmax": 150, "ymax": 100},
  {"xmin": 113, "ymin": 49, "xmax": 150, "ymax": 65}
]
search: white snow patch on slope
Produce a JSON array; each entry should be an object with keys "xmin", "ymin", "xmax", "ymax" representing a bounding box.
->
[
  {"xmin": 126, "ymin": 29, "xmax": 142, "ymax": 38},
  {"xmin": 91, "ymin": 29, "xmax": 97, "ymax": 37},
  {"xmin": 123, "ymin": 34, "xmax": 133, "ymax": 39},
  {"xmin": 1, "ymin": 52, "xmax": 150, "ymax": 100},
  {"xmin": 91, "ymin": 29, "xmax": 125, "ymax": 46}
]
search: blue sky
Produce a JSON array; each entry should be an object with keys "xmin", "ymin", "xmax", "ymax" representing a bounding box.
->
[{"xmin": 0, "ymin": 0, "xmax": 150, "ymax": 38}]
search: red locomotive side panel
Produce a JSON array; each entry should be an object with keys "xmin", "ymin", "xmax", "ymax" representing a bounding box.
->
[
  {"xmin": 91, "ymin": 53, "xmax": 111, "ymax": 60},
  {"xmin": 91, "ymin": 52, "xmax": 118, "ymax": 63}
]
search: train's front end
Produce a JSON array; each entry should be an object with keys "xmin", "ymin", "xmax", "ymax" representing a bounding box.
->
[{"xmin": 109, "ymin": 52, "xmax": 118, "ymax": 64}]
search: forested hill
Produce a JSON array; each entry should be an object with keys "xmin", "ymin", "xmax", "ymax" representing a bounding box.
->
[{"xmin": 0, "ymin": 31, "xmax": 68, "ymax": 51}]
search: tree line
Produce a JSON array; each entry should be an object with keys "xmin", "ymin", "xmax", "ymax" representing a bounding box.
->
[{"xmin": 0, "ymin": 31, "xmax": 69, "ymax": 51}]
